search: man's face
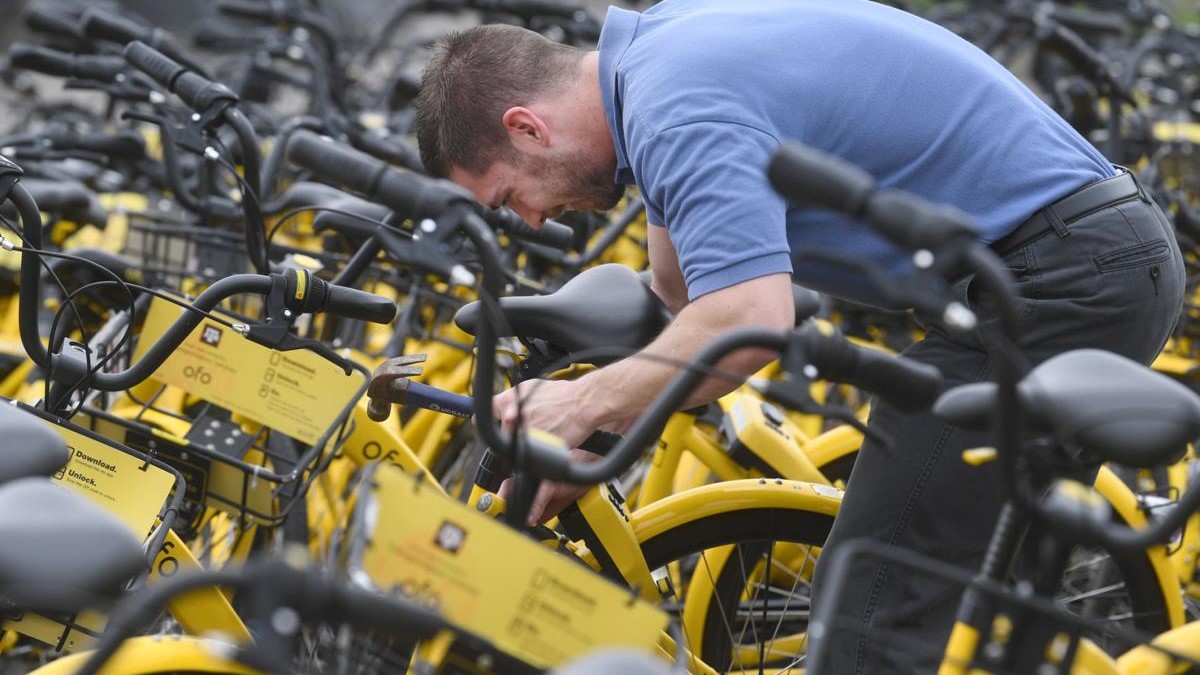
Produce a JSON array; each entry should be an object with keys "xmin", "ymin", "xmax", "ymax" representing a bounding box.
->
[{"xmin": 450, "ymin": 148, "xmax": 624, "ymax": 227}]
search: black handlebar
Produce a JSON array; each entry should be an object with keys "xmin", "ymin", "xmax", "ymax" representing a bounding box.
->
[
  {"xmin": 72, "ymin": 557, "xmax": 445, "ymax": 675},
  {"xmin": 23, "ymin": 4, "xmax": 83, "ymax": 40},
  {"xmin": 8, "ymin": 43, "xmax": 125, "ymax": 81},
  {"xmin": 122, "ymin": 41, "xmax": 267, "ymax": 273},
  {"xmin": 298, "ymin": 271, "xmax": 399, "ymax": 325},
  {"xmin": 81, "ymin": 8, "xmax": 214, "ymax": 79},
  {"xmin": 1039, "ymin": 468, "xmax": 1200, "ymax": 554},
  {"xmin": 286, "ymin": 130, "xmax": 471, "ymax": 219},
  {"xmin": 767, "ymin": 143, "xmax": 875, "ymax": 218},
  {"xmin": 46, "ymin": 130, "xmax": 147, "ymax": 160},
  {"xmin": 520, "ymin": 326, "xmax": 942, "ymax": 486},
  {"xmin": 123, "ymin": 41, "xmax": 237, "ymax": 112},
  {"xmin": 791, "ymin": 324, "xmax": 943, "ymax": 412},
  {"xmin": 213, "ymin": 0, "xmax": 283, "ymax": 21},
  {"xmin": 483, "ymin": 207, "xmax": 576, "ymax": 251},
  {"xmin": 287, "ymin": 131, "xmax": 577, "ymax": 249},
  {"xmin": 768, "ymin": 143, "xmax": 979, "ymax": 255}
]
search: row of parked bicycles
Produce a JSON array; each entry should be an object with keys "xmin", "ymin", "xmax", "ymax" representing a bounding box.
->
[{"xmin": 0, "ymin": 0, "xmax": 1197, "ymax": 673}]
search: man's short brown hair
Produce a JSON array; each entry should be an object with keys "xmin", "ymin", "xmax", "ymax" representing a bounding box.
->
[{"xmin": 415, "ymin": 24, "xmax": 584, "ymax": 178}]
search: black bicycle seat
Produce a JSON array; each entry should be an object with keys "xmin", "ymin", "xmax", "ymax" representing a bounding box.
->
[
  {"xmin": 455, "ymin": 263, "xmax": 670, "ymax": 363},
  {"xmin": 0, "ymin": 478, "xmax": 145, "ymax": 612},
  {"xmin": 0, "ymin": 403, "xmax": 70, "ymax": 484},
  {"xmin": 17, "ymin": 177, "xmax": 107, "ymax": 228},
  {"xmin": 935, "ymin": 349, "xmax": 1200, "ymax": 467},
  {"xmin": 1020, "ymin": 350, "xmax": 1200, "ymax": 467}
]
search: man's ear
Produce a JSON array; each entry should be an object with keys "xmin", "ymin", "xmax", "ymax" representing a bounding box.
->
[{"xmin": 502, "ymin": 107, "xmax": 550, "ymax": 152}]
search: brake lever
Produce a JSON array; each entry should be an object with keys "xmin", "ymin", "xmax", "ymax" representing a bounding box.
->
[
  {"xmin": 63, "ymin": 74, "xmax": 160, "ymax": 103},
  {"xmin": 751, "ymin": 376, "xmax": 892, "ymax": 450},
  {"xmin": 240, "ymin": 324, "xmax": 355, "ymax": 376}
]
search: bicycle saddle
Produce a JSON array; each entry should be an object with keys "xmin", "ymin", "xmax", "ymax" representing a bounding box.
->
[
  {"xmin": 15, "ymin": 177, "xmax": 108, "ymax": 228},
  {"xmin": 935, "ymin": 349, "xmax": 1200, "ymax": 468},
  {"xmin": 454, "ymin": 263, "xmax": 670, "ymax": 363},
  {"xmin": 0, "ymin": 403, "xmax": 70, "ymax": 484},
  {"xmin": 0, "ymin": 478, "xmax": 145, "ymax": 612}
]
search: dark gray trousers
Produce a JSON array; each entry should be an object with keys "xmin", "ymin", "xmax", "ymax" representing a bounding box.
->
[{"xmin": 809, "ymin": 187, "xmax": 1186, "ymax": 673}]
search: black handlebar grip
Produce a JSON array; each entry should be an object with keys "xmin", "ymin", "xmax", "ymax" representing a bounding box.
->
[
  {"xmin": 214, "ymin": 0, "xmax": 282, "ymax": 21},
  {"xmin": 190, "ymin": 18, "xmax": 263, "ymax": 50},
  {"xmin": 86, "ymin": 9, "xmax": 214, "ymax": 79},
  {"xmin": 9, "ymin": 44, "xmax": 125, "ymax": 81},
  {"xmin": 767, "ymin": 143, "xmax": 875, "ymax": 217},
  {"xmin": 52, "ymin": 130, "xmax": 146, "ymax": 160},
  {"xmin": 316, "ymin": 277, "xmax": 398, "ymax": 324},
  {"xmin": 288, "ymin": 131, "xmax": 393, "ymax": 199},
  {"xmin": 124, "ymin": 41, "xmax": 235, "ymax": 111},
  {"xmin": 123, "ymin": 40, "xmax": 186, "ymax": 91},
  {"xmin": 267, "ymin": 562, "xmax": 444, "ymax": 639},
  {"xmin": 579, "ymin": 429, "xmax": 622, "ymax": 456},
  {"xmin": 23, "ymin": 5, "xmax": 82, "ymax": 39},
  {"xmin": 353, "ymin": 132, "xmax": 424, "ymax": 172},
  {"xmin": 1050, "ymin": 7, "xmax": 1128, "ymax": 36},
  {"xmin": 865, "ymin": 190, "xmax": 978, "ymax": 253},
  {"xmin": 80, "ymin": 8, "xmax": 148, "ymax": 45},
  {"xmin": 484, "ymin": 208, "xmax": 575, "ymax": 250},
  {"xmin": 1040, "ymin": 24, "xmax": 1110, "ymax": 82},
  {"xmin": 288, "ymin": 131, "xmax": 469, "ymax": 219},
  {"xmin": 799, "ymin": 327, "xmax": 941, "ymax": 412},
  {"xmin": 845, "ymin": 345, "xmax": 942, "ymax": 412},
  {"xmin": 328, "ymin": 579, "xmax": 444, "ymax": 638}
]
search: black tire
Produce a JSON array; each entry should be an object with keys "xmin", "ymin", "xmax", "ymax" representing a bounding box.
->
[
  {"xmin": 639, "ymin": 506, "xmax": 835, "ymax": 673},
  {"xmin": 636, "ymin": 491, "xmax": 1174, "ymax": 672}
]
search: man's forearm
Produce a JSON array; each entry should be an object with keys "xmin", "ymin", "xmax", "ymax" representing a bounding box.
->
[{"xmin": 575, "ymin": 273, "xmax": 795, "ymax": 428}]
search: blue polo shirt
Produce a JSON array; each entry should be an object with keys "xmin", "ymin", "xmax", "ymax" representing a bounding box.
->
[{"xmin": 598, "ymin": 0, "xmax": 1113, "ymax": 306}]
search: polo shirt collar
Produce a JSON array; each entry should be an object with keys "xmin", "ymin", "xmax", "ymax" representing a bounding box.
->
[{"xmin": 598, "ymin": 6, "xmax": 639, "ymax": 185}]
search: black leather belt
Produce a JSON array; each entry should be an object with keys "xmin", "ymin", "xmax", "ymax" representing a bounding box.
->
[{"xmin": 989, "ymin": 169, "xmax": 1144, "ymax": 256}]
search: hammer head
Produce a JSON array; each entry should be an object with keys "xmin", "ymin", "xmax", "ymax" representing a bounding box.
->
[{"xmin": 366, "ymin": 354, "xmax": 427, "ymax": 422}]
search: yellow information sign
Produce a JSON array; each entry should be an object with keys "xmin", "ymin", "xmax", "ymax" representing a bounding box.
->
[
  {"xmin": 359, "ymin": 465, "xmax": 669, "ymax": 669},
  {"xmin": 5, "ymin": 416, "xmax": 175, "ymax": 652},
  {"xmin": 133, "ymin": 296, "xmax": 365, "ymax": 445},
  {"xmin": 49, "ymin": 423, "xmax": 175, "ymax": 538}
]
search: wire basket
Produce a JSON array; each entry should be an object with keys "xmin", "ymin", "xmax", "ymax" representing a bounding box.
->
[
  {"xmin": 72, "ymin": 293, "xmax": 371, "ymax": 533},
  {"xmin": 122, "ymin": 211, "xmax": 253, "ymax": 292}
]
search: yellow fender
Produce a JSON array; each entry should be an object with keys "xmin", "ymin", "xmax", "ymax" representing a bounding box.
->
[
  {"xmin": 1093, "ymin": 467, "xmax": 1186, "ymax": 629},
  {"xmin": 630, "ymin": 479, "xmax": 840, "ymax": 656},
  {"xmin": 1116, "ymin": 621, "xmax": 1200, "ymax": 674},
  {"xmin": 632, "ymin": 479, "xmax": 840, "ymax": 542}
]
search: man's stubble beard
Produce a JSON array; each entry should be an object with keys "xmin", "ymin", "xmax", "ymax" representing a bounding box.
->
[{"xmin": 536, "ymin": 150, "xmax": 625, "ymax": 212}]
